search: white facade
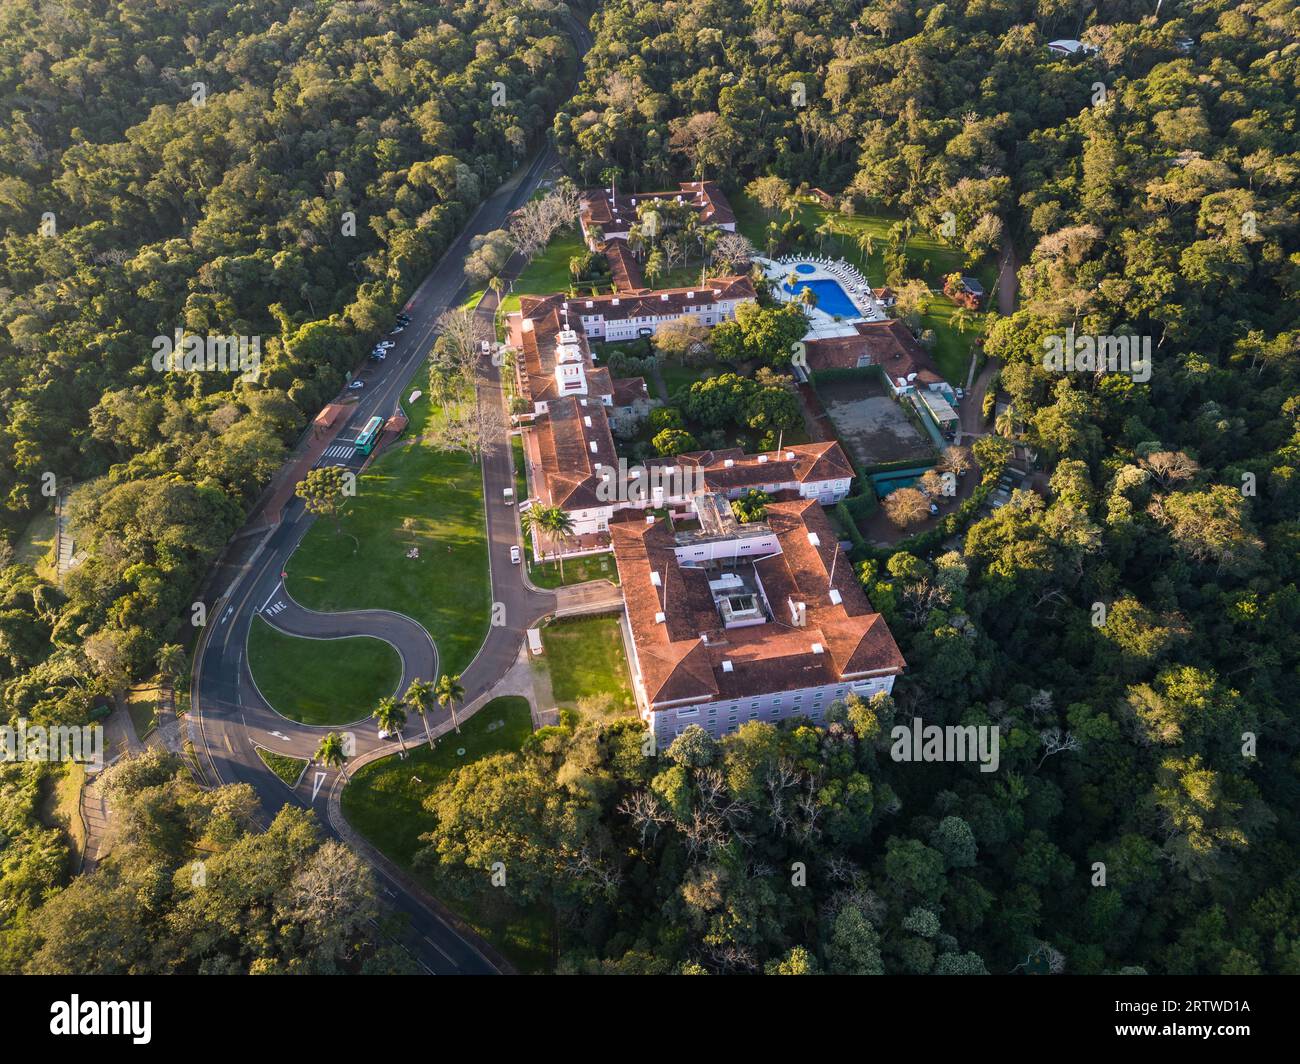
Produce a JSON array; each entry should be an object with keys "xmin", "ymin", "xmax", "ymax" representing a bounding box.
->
[
  {"xmin": 557, "ymin": 471, "xmax": 852, "ymax": 538},
  {"xmin": 573, "ymin": 293, "xmax": 750, "ymax": 343},
  {"xmin": 643, "ymin": 674, "xmax": 899, "ymax": 742}
]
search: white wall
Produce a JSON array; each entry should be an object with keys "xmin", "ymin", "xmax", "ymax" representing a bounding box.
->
[{"xmin": 646, "ymin": 674, "xmax": 898, "ymax": 741}]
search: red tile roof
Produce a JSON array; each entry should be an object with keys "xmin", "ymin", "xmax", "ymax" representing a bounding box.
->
[
  {"xmin": 646, "ymin": 441, "xmax": 854, "ymax": 491},
  {"xmin": 562, "ymin": 275, "xmax": 756, "ymax": 325},
  {"xmin": 611, "ymin": 499, "xmax": 905, "ymax": 710},
  {"xmin": 804, "ymin": 319, "xmax": 946, "ymax": 387},
  {"xmin": 512, "ymin": 297, "xmax": 648, "ymax": 408},
  {"xmin": 580, "ymin": 181, "xmax": 736, "ymax": 234},
  {"xmin": 602, "ymin": 238, "xmax": 644, "ymax": 293},
  {"xmin": 533, "ymin": 395, "xmax": 620, "ymax": 511}
]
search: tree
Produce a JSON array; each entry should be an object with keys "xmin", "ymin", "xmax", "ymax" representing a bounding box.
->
[
  {"xmin": 745, "ymin": 176, "xmax": 792, "ymax": 217},
  {"xmin": 315, "ymin": 732, "xmax": 349, "ymax": 778},
  {"xmin": 155, "ymin": 643, "xmax": 186, "ymax": 688},
  {"xmin": 731, "ymin": 489, "xmax": 771, "ymax": 523},
  {"xmin": 373, "ymin": 697, "xmax": 407, "ymax": 757},
  {"xmin": 883, "ymin": 487, "xmax": 930, "ymax": 528},
  {"xmin": 296, "ymin": 466, "xmax": 352, "ymax": 536},
  {"xmin": 435, "ymin": 673, "xmax": 466, "ymax": 735},
  {"xmin": 652, "ymin": 427, "xmax": 698, "ymax": 456},
  {"xmin": 404, "ymin": 678, "xmax": 437, "ymax": 747}
]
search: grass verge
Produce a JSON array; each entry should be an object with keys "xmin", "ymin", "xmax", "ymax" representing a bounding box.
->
[
  {"xmin": 341, "ymin": 696, "xmax": 551, "ymax": 971},
  {"xmin": 248, "ymin": 616, "xmax": 401, "ymax": 726},
  {"xmin": 284, "ymin": 396, "xmax": 491, "ymax": 679},
  {"xmin": 256, "ymin": 746, "xmax": 308, "ymax": 788}
]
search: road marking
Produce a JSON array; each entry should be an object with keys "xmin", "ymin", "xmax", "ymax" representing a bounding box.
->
[
  {"xmin": 258, "ymin": 582, "xmax": 281, "ymax": 613},
  {"xmin": 311, "ymin": 771, "xmax": 327, "ymax": 801},
  {"xmin": 269, "ymin": 731, "xmax": 291, "ymax": 743},
  {"xmin": 422, "ymin": 935, "xmax": 457, "ymax": 966}
]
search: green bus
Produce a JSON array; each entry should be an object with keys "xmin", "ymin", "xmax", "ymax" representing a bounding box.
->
[{"xmin": 354, "ymin": 416, "xmax": 384, "ymax": 456}]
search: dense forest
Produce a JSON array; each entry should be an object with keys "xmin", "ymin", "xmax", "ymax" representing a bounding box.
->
[
  {"xmin": 0, "ymin": 0, "xmax": 580, "ymax": 972},
  {"xmin": 3, "ymin": 0, "xmax": 1299, "ymax": 976},
  {"xmin": 418, "ymin": 0, "xmax": 1299, "ymax": 974}
]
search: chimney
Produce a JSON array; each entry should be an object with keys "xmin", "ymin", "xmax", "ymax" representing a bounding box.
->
[{"xmin": 789, "ymin": 599, "xmax": 807, "ymax": 627}]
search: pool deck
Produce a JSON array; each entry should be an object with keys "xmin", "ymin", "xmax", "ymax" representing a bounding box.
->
[{"xmin": 758, "ymin": 256, "xmax": 888, "ymax": 340}]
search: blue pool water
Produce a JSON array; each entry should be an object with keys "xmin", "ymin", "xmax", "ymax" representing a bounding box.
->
[
  {"xmin": 783, "ymin": 276, "xmax": 859, "ymax": 318},
  {"xmin": 794, "ymin": 263, "xmax": 816, "ymax": 274}
]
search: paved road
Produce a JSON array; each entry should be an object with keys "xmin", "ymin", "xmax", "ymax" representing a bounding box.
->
[{"xmin": 190, "ymin": 17, "xmax": 593, "ymax": 974}]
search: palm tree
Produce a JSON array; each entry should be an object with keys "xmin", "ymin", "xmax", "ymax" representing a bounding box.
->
[
  {"xmin": 995, "ymin": 404, "xmax": 1017, "ymax": 439},
  {"xmin": 799, "ymin": 286, "xmax": 819, "ymax": 314},
  {"xmin": 404, "ymin": 678, "xmax": 437, "ymax": 747},
  {"xmin": 154, "ymin": 643, "xmax": 186, "ymax": 688},
  {"xmin": 315, "ymin": 732, "xmax": 349, "ymax": 778},
  {"xmin": 816, "ymin": 219, "xmax": 835, "ymax": 252},
  {"xmin": 436, "ymin": 673, "xmax": 466, "ymax": 735},
  {"xmin": 373, "ymin": 696, "xmax": 408, "ymax": 757},
  {"xmin": 519, "ymin": 505, "xmax": 542, "ymax": 569},
  {"xmin": 857, "ymin": 230, "xmax": 875, "ymax": 267},
  {"xmin": 540, "ymin": 505, "xmax": 576, "ymax": 579}
]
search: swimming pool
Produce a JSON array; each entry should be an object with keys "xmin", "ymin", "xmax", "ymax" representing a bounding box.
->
[
  {"xmin": 794, "ymin": 263, "xmax": 816, "ymax": 274},
  {"xmin": 783, "ymin": 276, "xmax": 859, "ymax": 318}
]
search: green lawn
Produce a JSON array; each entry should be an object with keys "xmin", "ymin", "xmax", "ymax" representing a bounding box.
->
[
  {"xmin": 284, "ymin": 396, "xmax": 491, "ymax": 680},
  {"xmin": 660, "ymin": 358, "xmax": 717, "ymax": 399},
  {"xmin": 499, "ymin": 229, "xmax": 587, "ymax": 314},
  {"xmin": 539, "ymin": 616, "xmax": 636, "ymax": 722},
  {"xmin": 248, "ymin": 616, "xmax": 402, "ymax": 726},
  {"xmin": 39, "ymin": 762, "xmax": 85, "ymax": 872},
  {"xmin": 13, "ymin": 507, "xmax": 57, "ymax": 582},
  {"xmin": 126, "ymin": 684, "xmax": 159, "ymax": 739},
  {"xmin": 734, "ymin": 192, "xmax": 995, "ymax": 385},
  {"xmin": 510, "ymin": 433, "xmax": 528, "ymax": 504},
  {"xmin": 341, "ymin": 696, "xmax": 551, "ymax": 972},
  {"xmin": 528, "ymin": 551, "xmax": 619, "ymax": 589},
  {"xmin": 256, "ymin": 746, "xmax": 308, "ymax": 788}
]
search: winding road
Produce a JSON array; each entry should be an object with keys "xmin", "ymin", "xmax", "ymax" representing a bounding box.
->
[{"xmin": 190, "ymin": 18, "xmax": 594, "ymax": 975}]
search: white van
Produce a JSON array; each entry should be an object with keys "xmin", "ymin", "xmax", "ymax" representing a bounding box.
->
[{"xmin": 503, "ymin": 487, "xmax": 515, "ymax": 505}]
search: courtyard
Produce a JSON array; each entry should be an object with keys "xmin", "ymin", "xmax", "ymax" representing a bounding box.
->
[{"xmin": 816, "ymin": 373, "xmax": 935, "ymax": 468}]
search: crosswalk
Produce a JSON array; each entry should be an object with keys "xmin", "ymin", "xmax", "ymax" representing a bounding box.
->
[{"xmin": 322, "ymin": 442, "xmax": 354, "ymax": 460}]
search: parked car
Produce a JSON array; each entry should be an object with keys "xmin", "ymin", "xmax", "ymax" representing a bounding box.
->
[
  {"xmin": 955, "ymin": 387, "xmax": 965, "ymax": 400},
  {"xmin": 503, "ymin": 487, "xmax": 515, "ymax": 505},
  {"xmin": 510, "ymin": 545, "xmax": 521, "ymax": 565},
  {"xmin": 389, "ymin": 325, "xmax": 404, "ymax": 335},
  {"xmin": 929, "ymin": 502, "xmax": 940, "ymax": 516},
  {"xmin": 348, "ymin": 380, "xmax": 365, "ymax": 389}
]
